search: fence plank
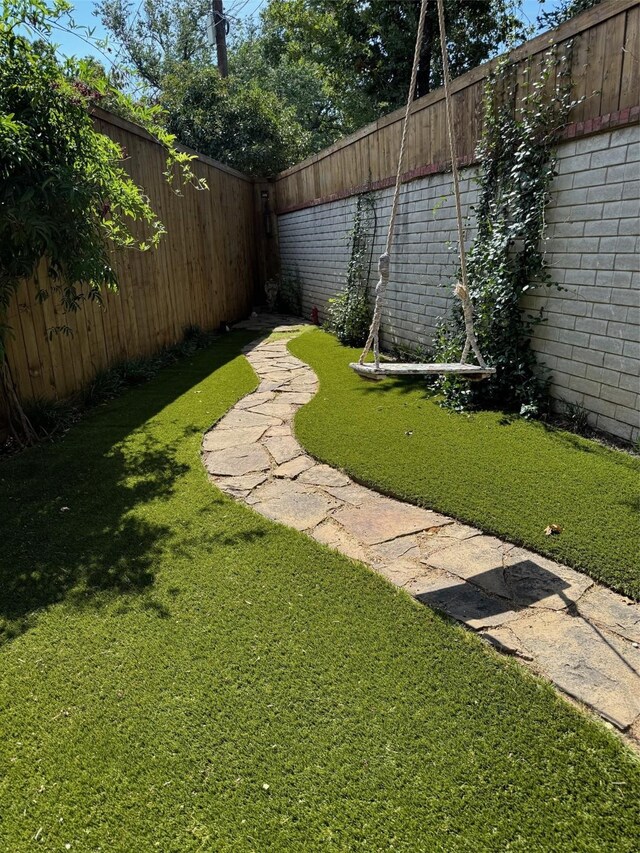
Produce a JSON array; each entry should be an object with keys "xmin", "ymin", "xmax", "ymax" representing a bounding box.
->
[{"xmin": 620, "ymin": 4, "xmax": 639, "ymax": 110}]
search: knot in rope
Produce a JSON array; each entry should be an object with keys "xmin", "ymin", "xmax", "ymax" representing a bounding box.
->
[
  {"xmin": 378, "ymin": 252, "xmax": 390, "ymax": 283},
  {"xmin": 454, "ymin": 281, "xmax": 467, "ymax": 301}
]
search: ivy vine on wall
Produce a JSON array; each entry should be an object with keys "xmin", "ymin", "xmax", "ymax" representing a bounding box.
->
[
  {"xmin": 327, "ymin": 194, "xmax": 376, "ymax": 346},
  {"xmin": 435, "ymin": 47, "xmax": 579, "ymax": 414}
]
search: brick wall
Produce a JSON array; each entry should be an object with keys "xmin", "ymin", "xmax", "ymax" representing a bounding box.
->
[
  {"xmin": 524, "ymin": 126, "xmax": 639, "ymax": 441},
  {"xmin": 278, "ymin": 125, "xmax": 639, "ymax": 442}
]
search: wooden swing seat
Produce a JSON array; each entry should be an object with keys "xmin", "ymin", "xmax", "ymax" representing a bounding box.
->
[{"xmin": 349, "ymin": 362, "xmax": 496, "ymax": 380}]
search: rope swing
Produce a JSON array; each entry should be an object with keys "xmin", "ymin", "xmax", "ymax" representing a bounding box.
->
[{"xmin": 351, "ymin": 0, "xmax": 494, "ymax": 380}]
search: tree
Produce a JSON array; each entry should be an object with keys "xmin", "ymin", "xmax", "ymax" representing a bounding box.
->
[
  {"xmin": 260, "ymin": 0, "xmax": 527, "ymax": 130},
  {"xmin": 160, "ymin": 62, "xmax": 309, "ymax": 175},
  {"xmin": 0, "ymin": 0, "xmax": 199, "ymax": 443},
  {"xmin": 230, "ymin": 26, "xmax": 344, "ymax": 154},
  {"xmin": 97, "ymin": 0, "xmax": 529, "ymax": 173},
  {"xmin": 537, "ymin": 0, "xmax": 602, "ymax": 30},
  {"xmin": 98, "ymin": 3, "xmax": 319, "ymax": 173},
  {"xmin": 97, "ymin": 0, "xmax": 212, "ymax": 90}
]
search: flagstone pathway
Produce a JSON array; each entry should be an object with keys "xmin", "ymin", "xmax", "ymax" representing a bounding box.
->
[{"xmin": 203, "ymin": 316, "xmax": 640, "ymax": 745}]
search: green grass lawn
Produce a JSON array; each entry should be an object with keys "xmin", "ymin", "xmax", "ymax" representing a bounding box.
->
[
  {"xmin": 289, "ymin": 330, "xmax": 640, "ymax": 601},
  {"xmin": 1, "ymin": 331, "xmax": 639, "ymax": 851}
]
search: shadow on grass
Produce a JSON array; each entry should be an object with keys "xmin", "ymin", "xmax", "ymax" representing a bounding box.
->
[
  {"xmin": 355, "ymin": 374, "xmax": 639, "ymax": 475},
  {"xmin": 0, "ymin": 333, "xmax": 251, "ymax": 646},
  {"xmin": 357, "ymin": 375, "xmax": 440, "ymax": 398}
]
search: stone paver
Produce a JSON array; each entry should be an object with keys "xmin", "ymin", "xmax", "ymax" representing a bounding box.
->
[
  {"xmin": 264, "ymin": 435, "xmax": 303, "ymax": 464},
  {"xmin": 204, "ymin": 443, "xmax": 271, "ymax": 477},
  {"xmin": 298, "ymin": 464, "xmax": 351, "ymax": 488},
  {"xmin": 273, "ymin": 455, "xmax": 316, "ymax": 479},
  {"xmin": 250, "ymin": 401, "xmax": 297, "ymax": 419},
  {"xmin": 321, "ymin": 483, "xmax": 377, "ymax": 507},
  {"xmin": 236, "ymin": 391, "xmax": 276, "ymax": 410},
  {"xmin": 311, "ymin": 518, "xmax": 376, "ymax": 565},
  {"xmin": 202, "ymin": 425, "xmax": 267, "ymax": 452},
  {"xmin": 372, "ymin": 534, "xmax": 421, "ymax": 562},
  {"xmin": 413, "ymin": 576, "xmax": 523, "ymax": 630},
  {"xmin": 577, "ymin": 586, "xmax": 640, "ymax": 644},
  {"xmin": 425, "ymin": 538, "xmax": 594, "ymax": 611},
  {"xmin": 217, "ymin": 409, "xmax": 282, "ymax": 430},
  {"xmin": 250, "ymin": 480, "xmax": 339, "ymax": 530},
  {"xmin": 504, "ymin": 548, "xmax": 594, "ymax": 611},
  {"xmin": 216, "ymin": 472, "xmax": 268, "ymax": 493},
  {"xmin": 506, "ymin": 610, "xmax": 640, "ymax": 730},
  {"xmin": 200, "ymin": 314, "xmax": 640, "ymax": 741},
  {"xmin": 333, "ymin": 499, "xmax": 449, "ymax": 545}
]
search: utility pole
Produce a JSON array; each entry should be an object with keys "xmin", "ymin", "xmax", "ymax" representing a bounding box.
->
[{"xmin": 211, "ymin": 0, "xmax": 229, "ymax": 78}]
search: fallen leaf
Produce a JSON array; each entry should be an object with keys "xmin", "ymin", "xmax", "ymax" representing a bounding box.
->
[{"xmin": 544, "ymin": 524, "xmax": 562, "ymax": 536}]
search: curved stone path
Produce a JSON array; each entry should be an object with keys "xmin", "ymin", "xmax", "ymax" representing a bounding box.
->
[{"xmin": 203, "ymin": 316, "xmax": 640, "ymax": 746}]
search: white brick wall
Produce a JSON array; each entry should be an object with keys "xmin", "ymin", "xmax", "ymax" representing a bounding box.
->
[
  {"xmin": 278, "ymin": 126, "xmax": 639, "ymax": 441},
  {"xmin": 525, "ymin": 126, "xmax": 639, "ymax": 441}
]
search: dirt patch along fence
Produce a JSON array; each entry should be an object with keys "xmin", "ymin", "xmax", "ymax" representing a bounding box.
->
[{"xmin": 1, "ymin": 108, "xmax": 267, "ymax": 429}]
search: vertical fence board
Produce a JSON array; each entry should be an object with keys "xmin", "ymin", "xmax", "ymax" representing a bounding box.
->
[{"xmin": 620, "ymin": 5, "xmax": 639, "ymax": 110}]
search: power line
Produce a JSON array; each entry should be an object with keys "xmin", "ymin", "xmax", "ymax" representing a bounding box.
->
[
  {"xmin": 226, "ymin": 0, "xmax": 258, "ymax": 19},
  {"xmin": 47, "ymin": 21, "xmax": 120, "ymax": 70}
]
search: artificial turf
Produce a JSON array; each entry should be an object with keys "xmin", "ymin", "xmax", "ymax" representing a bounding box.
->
[
  {"xmin": 1, "ymin": 331, "xmax": 639, "ymax": 851},
  {"xmin": 289, "ymin": 330, "xmax": 640, "ymax": 601}
]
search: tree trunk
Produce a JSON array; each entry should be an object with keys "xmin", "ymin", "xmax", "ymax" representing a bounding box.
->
[
  {"xmin": 0, "ymin": 358, "xmax": 37, "ymax": 447},
  {"xmin": 415, "ymin": 2, "xmax": 435, "ymax": 99}
]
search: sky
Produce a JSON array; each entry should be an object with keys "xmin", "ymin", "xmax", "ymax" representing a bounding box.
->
[
  {"xmin": 52, "ymin": 0, "xmax": 266, "ymax": 66},
  {"xmin": 52, "ymin": 0, "xmax": 558, "ymax": 68}
]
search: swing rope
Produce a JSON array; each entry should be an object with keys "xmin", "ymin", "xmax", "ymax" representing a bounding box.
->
[
  {"xmin": 358, "ymin": 0, "xmax": 488, "ymax": 370},
  {"xmin": 358, "ymin": 0, "xmax": 428, "ymax": 368}
]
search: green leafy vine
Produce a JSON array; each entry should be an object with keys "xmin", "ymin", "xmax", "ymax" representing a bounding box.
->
[
  {"xmin": 435, "ymin": 47, "xmax": 579, "ymax": 414},
  {"xmin": 0, "ymin": 0, "xmax": 205, "ymax": 444},
  {"xmin": 328, "ymin": 194, "xmax": 376, "ymax": 346}
]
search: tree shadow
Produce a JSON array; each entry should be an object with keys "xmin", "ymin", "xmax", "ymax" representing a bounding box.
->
[
  {"xmin": 357, "ymin": 375, "xmax": 440, "ymax": 398},
  {"xmin": 0, "ymin": 333, "xmax": 252, "ymax": 646}
]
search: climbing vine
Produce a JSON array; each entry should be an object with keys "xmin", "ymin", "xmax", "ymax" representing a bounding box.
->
[
  {"xmin": 327, "ymin": 194, "xmax": 376, "ymax": 346},
  {"xmin": 435, "ymin": 48, "xmax": 578, "ymax": 413}
]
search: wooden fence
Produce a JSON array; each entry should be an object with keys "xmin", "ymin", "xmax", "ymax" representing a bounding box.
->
[
  {"xmin": 275, "ymin": 0, "xmax": 639, "ymax": 212},
  {"xmin": 2, "ymin": 108, "xmax": 262, "ymax": 428}
]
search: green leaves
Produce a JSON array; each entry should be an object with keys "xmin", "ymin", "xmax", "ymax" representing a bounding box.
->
[
  {"xmin": 435, "ymin": 50, "xmax": 575, "ymax": 414},
  {"xmin": 159, "ymin": 62, "xmax": 308, "ymax": 176},
  {"xmin": 328, "ymin": 195, "xmax": 375, "ymax": 347},
  {"xmin": 0, "ymin": 0, "xmax": 208, "ymax": 448},
  {"xmin": 261, "ymin": 0, "xmax": 528, "ymax": 129}
]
